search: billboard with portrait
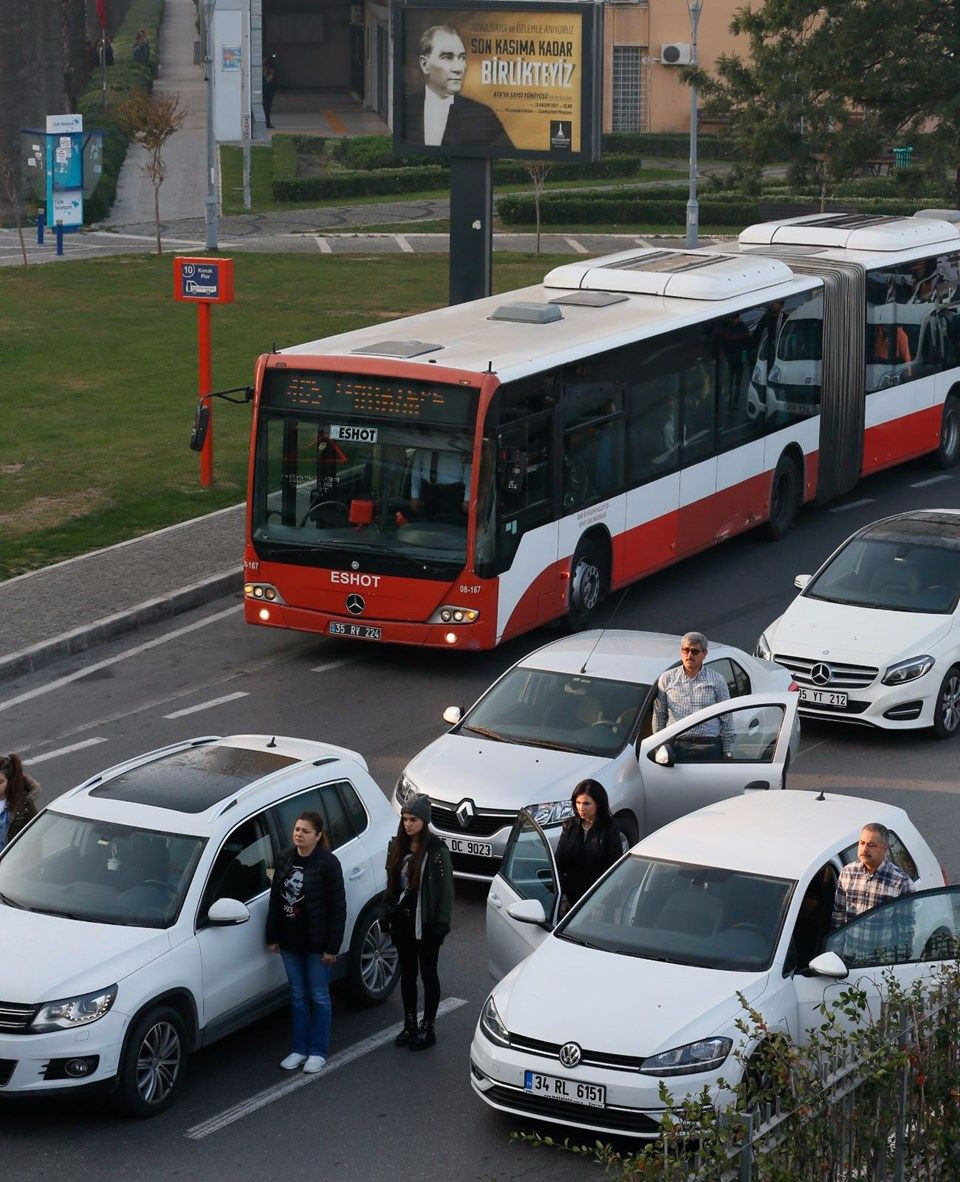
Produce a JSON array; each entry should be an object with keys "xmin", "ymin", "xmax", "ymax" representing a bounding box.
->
[{"xmin": 392, "ymin": 1, "xmax": 602, "ymax": 161}]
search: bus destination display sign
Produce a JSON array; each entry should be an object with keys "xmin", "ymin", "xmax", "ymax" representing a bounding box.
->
[
  {"xmin": 264, "ymin": 371, "xmax": 476, "ymax": 425},
  {"xmin": 173, "ymin": 257, "xmax": 235, "ymax": 304}
]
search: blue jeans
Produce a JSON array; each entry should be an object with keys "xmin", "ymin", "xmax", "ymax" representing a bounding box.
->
[{"xmin": 280, "ymin": 950, "xmax": 332, "ymax": 1057}]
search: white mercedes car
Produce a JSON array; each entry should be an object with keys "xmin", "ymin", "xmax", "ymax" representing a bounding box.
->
[
  {"xmin": 756, "ymin": 510, "xmax": 960, "ymax": 735},
  {"xmin": 396, "ymin": 631, "xmax": 800, "ymax": 879},
  {"xmin": 471, "ymin": 790, "xmax": 955, "ymax": 1139}
]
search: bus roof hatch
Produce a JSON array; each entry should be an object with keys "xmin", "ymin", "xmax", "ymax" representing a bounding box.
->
[
  {"xmin": 740, "ymin": 212, "xmax": 960, "ymax": 252},
  {"xmin": 543, "ymin": 249, "xmax": 795, "ymax": 300}
]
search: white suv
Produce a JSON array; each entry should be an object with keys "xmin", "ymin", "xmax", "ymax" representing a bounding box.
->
[{"xmin": 0, "ymin": 734, "xmax": 399, "ymax": 1116}]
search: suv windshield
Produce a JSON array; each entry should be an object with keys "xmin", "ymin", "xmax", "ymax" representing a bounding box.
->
[
  {"xmin": 806, "ymin": 536, "xmax": 960, "ymax": 614},
  {"xmin": 0, "ymin": 812, "xmax": 205, "ymax": 929},
  {"xmin": 460, "ymin": 667, "xmax": 649, "ymax": 756},
  {"xmin": 557, "ymin": 856, "xmax": 794, "ymax": 971}
]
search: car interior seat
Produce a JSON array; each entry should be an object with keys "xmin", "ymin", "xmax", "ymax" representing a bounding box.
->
[
  {"xmin": 867, "ymin": 557, "xmax": 920, "ymax": 597},
  {"xmin": 656, "ymin": 889, "xmax": 725, "ymax": 938}
]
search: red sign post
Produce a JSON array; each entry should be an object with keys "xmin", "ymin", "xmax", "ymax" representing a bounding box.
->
[{"xmin": 173, "ymin": 257, "xmax": 235, "ymax": 487}]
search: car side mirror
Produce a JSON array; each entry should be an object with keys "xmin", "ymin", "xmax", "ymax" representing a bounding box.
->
[
  {"xmin": 206, "ymin": 897, "xmax": 251, "ymax": 925},
  {"xmin": 443, "ymin": 705, "xmax": 463, "ymax": 725},
  {"xmin": 650, "ymin": 743, "xmax": 675, "ymax": 768},
  {"xmin": 808, "ymin": 951, "xmax": 848, "ymax": 979},
  {"xmin": 794, "ymin": 573, "xmax": 811, "ymax": 590},
  {"xmin": 507, "ymin": 898, "xmax": 548, "ymax": 926}
]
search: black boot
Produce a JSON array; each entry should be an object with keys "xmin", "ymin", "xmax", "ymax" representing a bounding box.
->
[
  {"xmin": 409, "ymin": 1018, "xmax": 436, "ymax": 1051},
  {"xmin": 394, "ymin": 1012, "xmax": 418, "ymax": 1047}
]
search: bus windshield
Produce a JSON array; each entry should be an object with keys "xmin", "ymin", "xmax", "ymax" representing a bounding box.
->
[{"xmin": 251, "ymin": 371, "xmax": 478, "ymax": 574}]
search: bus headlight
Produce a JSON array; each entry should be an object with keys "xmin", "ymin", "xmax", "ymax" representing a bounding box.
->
[
  {"xmin": 244, "ymin": 582, "xmax": 284, "ymax": 604},
  {"xmin": 430, "ymin": 605, "xmax": 480, "ymax": 624}
]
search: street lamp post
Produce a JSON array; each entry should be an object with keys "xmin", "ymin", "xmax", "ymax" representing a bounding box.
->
[
  {"xmin": 204, "ymin": 0, "xmax": 219, "ymax": 250},
  {"xmin": 685, "ymin": 0, "xmax": 703, "ymax": 249}
]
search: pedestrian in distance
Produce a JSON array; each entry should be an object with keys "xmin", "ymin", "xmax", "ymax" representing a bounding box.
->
[
  {"xmin": 652, "ymin": 631, "xmax": 731, "ymax": 760},
  {"xmin": 380, "ymin": 793, "xmax": 453, "ymax": 1051},
  {"xmin": 556, "ymin": 780, "xmax": 622, "ymax": 915},
  {"xmin": 133, "ymin": 29, "xmax": 150, "ymax": 64},
  {"xmin": 266, "ymin": 810, "xmax": 346, "ymax": 1074},
  {"xmin": 829, "ymin": 822, "xmax": 915, "ymax": 965},
  {"xmin": 0, "ymin": 754, "xmax": 39, "ymax": 852},
  {"xmin": 262, "ymin": 56, "xmax": 277, "ymax": 129}
]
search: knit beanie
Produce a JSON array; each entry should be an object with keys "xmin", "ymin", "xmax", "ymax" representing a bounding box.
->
[{"xmin": 402, "ymin": 792, "xmax": 432, "ymax": 824}]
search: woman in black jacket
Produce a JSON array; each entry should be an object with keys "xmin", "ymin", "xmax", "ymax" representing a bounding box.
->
[
  {"xmin": 380, "ymin": 793, "xmax": 453, "ymax": 1051},
  {"xmin": 555, "ymin": 780, "xmax": 622, "ymax": 914},
  {"xmin": 266, "ymin": 811, "xmax": 346, "ymax": 1074},
  {"xmin": 0, "ymin": 753, "xmax": 39, "ymax": 851}
]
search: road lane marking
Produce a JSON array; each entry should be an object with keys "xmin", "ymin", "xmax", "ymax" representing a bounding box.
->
[
  {"xmin": 564, "ymin": 236, "xmax": 588, "ymax": 254},
  {"xmin": 164, "ymin": 692, "xmax": 249, "ymax": 719},
  {"xmin": 25, "ymin": 738, "xmax": 108, "ymax": 764},
  {"xmin": 313, "ymin": 235, "xmax": 332, "ymax": 253},
  {"xmin": 0, "ymin": 604, "xmax": 241, "ymax": 714},
  {"xmin": 395, "ymin": 235, "xmax": 414, "ymax": 253},
  {"xmin": 829, "ymin": 498, "xmax": 874, "ymax": 513},
  {"xmin": 910, "ymin": 474, "xmax": 952, "ymax": 488},
  {"xmin": 310, "ymin": 659, "xmax": 353, "ymax": 673},
  {"xmin": 185, "ymin": 996, "xmax": 468, "ymax": 1139}
]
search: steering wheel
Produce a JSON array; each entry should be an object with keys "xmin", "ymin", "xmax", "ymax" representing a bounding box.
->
[
  {"xmin": 591, "ymin": 718, "xmax": 620, "ymax": 731},
  {"xmin": 142, "ymin": 879, "xmax": 177, "ymax": 900},
  {"xmin": 299, "ymin": 500, "xmax": 348, "ymax": 527},
  {"xmin": 729, "ymin": 923, "xmax": 768, "ymax": 939}
]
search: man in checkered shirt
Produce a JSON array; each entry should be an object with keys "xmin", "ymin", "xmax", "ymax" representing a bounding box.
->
[
  {"xmin": 829, "ymin": 823, "xmax": 914, "ymax": 966},
  {"xmin": 652, "ymin": 632, "xmax": 732, "ymax": 760}
]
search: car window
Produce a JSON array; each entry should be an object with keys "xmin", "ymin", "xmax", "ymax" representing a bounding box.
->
[
  {"xmin": 201, "ymin": 816, "xmax": 273, "ymax": 912},
  {"xmin": 826, "ymin": 887, "xmax": 960, "ymax": 968},
  {"xmin": 501, "ymin": 814, "xmax": 556, "ymax": 916},
  {"xmin": 556, "ymin": 855, "xmax": 794, "ymax": 972},
  {"xmin": 840, "ymin": 830, "xmax": 920, "ymax": 882},
  {"xmin": 338, "ymin": 780, "xmax": 369, "ymax": 838},
  {"xmin": 670, "ymin": 704, "xmax": 785, "ymax": 764},
  {"xmin": 270, "ymin": 783, "xmax": 362, "ymax": 852},
  {"xmin": 706, "ymin": 657, "xmax": 751, "ymax": 698},
  {"xmin": 806, "ymin": 536, "xmax": 960, "ymax": 614},
  {"xmin": 319, "ymin": 783, "xmax": 353, "ymax": 850},
  {"xmin": 785, "ymin": 862, "xmax": 837, "ymax": 973}
]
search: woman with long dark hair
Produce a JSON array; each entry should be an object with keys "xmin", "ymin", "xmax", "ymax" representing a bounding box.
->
[
  {"xmin": 380, "ymin": 794, "xmax": 453, "ymax": 1051},
  {"xmin": 555, "ymin": 779, "xmax": 622, "ymax": 914},
  {"xmin": 266, "ymin": 811, "xmax": 345, "ymax": 1074},
  {"xmin": 0, "ymin": 754, "xmax": 39, "ymax": 851}
]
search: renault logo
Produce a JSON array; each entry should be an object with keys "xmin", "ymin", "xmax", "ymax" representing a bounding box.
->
[
  {"xmin": 811, "ymin": 662, "xmax": 832, "ymax": 686},
  {"xmin": 559, "ymin": 1042, "xmax": 582, "ymax": 1069},
  {"xmin": 456, "ymin": 799, "xmax": 475, "ymax": 828},
  {"xmin": 346, "ymin": 594, "xmax": 365, "ymax": 616}
]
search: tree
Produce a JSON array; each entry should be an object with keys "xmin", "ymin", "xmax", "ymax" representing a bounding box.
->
[
  {"xmin": 0, "ymin": 159, "xmax": 29, "ymax": 265},
  {"xmin": 687, "ymin": 0, "xmax": 960, "ymax": 204},
  {"xmin": 522, "ymin": 160, "xmax": 552, "ymax": 255},
  {"xmin": 116, "ymin": 91, "xmax": 187, "ymax": 254}
]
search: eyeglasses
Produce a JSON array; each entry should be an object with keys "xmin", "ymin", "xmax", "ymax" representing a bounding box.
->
[{"xmin": 680, "ymin": 647, "xmax": 703, "ymax": 655}]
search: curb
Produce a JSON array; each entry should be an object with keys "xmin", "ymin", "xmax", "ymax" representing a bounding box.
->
[{"xmin": 0, "ymin": 570, "xmax": 242, "ymax": 681}]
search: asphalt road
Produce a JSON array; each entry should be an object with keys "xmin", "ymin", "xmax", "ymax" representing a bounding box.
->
[{"xmin": 4, "ymin": 455, "xmax": 960, "ymax": 1181}]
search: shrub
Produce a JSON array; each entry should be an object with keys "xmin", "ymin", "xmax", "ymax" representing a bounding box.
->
[{"xmin": 496, "ymin": 192, "xmax": 764, "ymax": 226}]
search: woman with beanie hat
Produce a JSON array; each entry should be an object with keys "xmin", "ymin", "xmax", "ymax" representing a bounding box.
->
[
  {"xmin": 379, "ymin": 792, "xmax": 453, "ymax": 1051},
  {"xmin": 0, "ymin": 754, "xmax": 40, "ymax": 851}
]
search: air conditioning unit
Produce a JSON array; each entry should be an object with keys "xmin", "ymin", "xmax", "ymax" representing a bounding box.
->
[{"xmin": 660, "ymin": 42, "xmax": 691, "ymax": 65}]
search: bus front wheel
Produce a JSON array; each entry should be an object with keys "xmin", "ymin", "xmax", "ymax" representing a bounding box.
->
[
  {"xmin": 567, "ymin": 538, "xmax": 607, "ymax": 630},
  {"xmin": 935, "ymin": 395, "xmax": 960, "ymax": 469},
  {"xmin": 761, "ymin": 455, "xmax": 801, "ymax": 541}
]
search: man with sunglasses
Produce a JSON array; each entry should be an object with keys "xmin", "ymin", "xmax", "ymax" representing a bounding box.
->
[{"xmin": 652, "ymin": 632, "xmax": 731, "ymax": 760}]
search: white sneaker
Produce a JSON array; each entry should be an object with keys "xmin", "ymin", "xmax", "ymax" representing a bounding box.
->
[
  {"xmin": 302, "ymin": 1055, "xmax": 326, "ymax": 1074},
  {"xmin": 280, "ymin": 1052, "xmax": 308, "ymax": 1070}
]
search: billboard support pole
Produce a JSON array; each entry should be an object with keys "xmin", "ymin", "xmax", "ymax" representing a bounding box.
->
[{"xmin": 449, "ymin": 156, "xmax": 493, "ymax": 306}]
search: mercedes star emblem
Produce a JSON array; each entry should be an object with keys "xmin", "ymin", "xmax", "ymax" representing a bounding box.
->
[
  {"xmin": 558, "ymin": 1042, "xmax": 582, "ymax": 1069},
  {"xmin": 455, "ymin": 799, "xmax": 476, "ymax": 828},
  {"xmin": 811, "ymin": 662, "xmax": 832, "ymax": 686},
  {"xmin": 346, "ymin": 593, "xmax": 365, "ymax": 616}
]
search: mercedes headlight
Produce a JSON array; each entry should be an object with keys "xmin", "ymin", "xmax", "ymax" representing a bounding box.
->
[
  {"xmin": 524, "ymin": 800, "xmax": 574, "ymax": 827},
  {"xmin": 754, "ymin": 633, "xmax": 772, "ymax": 661},
  {"xmin": 31, "ymin": 985, "xmax": 118, "ymax": 1033},
  {"xmin": 882, "ymin": 655, "xmax": 935, "ymax": 686},
  {"xmin": 395, "ymin": 773, "xmax": 418, "ymax": 806},
  {"xmin": 640, "ymin": 1036, "xmax": 732, "ymax": 1076},
  {"xmin": 479, "ymin": 994, "xmax": 510, "ymax": 1047}
]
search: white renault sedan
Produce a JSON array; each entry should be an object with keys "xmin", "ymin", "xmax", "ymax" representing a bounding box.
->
[
  {"xmin": 0, "ymin": 735, "xmax": 399, "ymax": 1116},
  {"xmin": 756, "ymin": 510, "xmax": 960, "ymax": 736},
  {"xmin": 472, "ymin": 791, "xmax": 954, "ymax": 1139},
  {"xmin": 396, "ymin": 630, "xmax": 799, "ymax": 879}
]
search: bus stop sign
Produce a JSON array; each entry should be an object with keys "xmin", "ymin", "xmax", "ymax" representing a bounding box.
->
[{"xmin": 173, "ymin": 256, "xmax": 235, "ymax": 303}]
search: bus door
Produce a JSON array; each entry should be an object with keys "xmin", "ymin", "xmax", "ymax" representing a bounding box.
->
[
  {"xmin": 558, "ymin": 386, "xmax": 626, "ymax": 574},
  {"xmin": 677, "ymin": 342, "xmax": 719, "ymax": 556}
]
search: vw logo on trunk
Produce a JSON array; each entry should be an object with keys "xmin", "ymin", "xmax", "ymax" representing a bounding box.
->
[
  {"xmin": 456, "ymin": 799, "xmax": 475, "ymax": 828},
  {"xmin": 811, "ymin": 662, "xmax": 832, "ymax": 685},
  {"xmin": 346, "ymin": 593, "xmax": 365, "ymax": 615},
  {"xmin": 559, "ymin": 1042, "xmax": 582, "ymax": 1069}
]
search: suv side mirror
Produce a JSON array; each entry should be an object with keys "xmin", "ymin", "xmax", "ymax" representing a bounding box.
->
[
  {"xmin": 206, "ymin": 897, "xmax": 251, "ymax": 925},
  {"xmin": 651, "ymin": 743, "xmax": 675, "ymax": 768},
  {"xmin": 808, "ymin": 951, "xmax": 848, "ymax": 979},
  {"xmin": 443, "ymin": 705, "xmax": 463, "ymax": 725},
  {"xmin": 507, "ymin": 898, "xmax": 548, "ymax": 926}
]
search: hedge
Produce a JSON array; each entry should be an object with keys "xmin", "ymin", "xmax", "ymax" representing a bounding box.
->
[{"xmin": 76, "ymin": 0, "xmax": 164, "ymax": 222}]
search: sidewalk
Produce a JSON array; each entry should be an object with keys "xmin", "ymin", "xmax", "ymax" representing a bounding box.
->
[{"xmin": 0, "ymin": 506, "xmax": 245, "ymax": 680}]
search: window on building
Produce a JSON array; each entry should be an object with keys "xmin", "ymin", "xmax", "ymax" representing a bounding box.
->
[{"xmin": 612, "ymin": 46, "xmax": 647, "ymax": 133}]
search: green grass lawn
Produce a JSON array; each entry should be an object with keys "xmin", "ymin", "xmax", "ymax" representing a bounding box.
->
[{"xmin": 0, "ymin": 252, "xmax": 566, "ymax": 581}]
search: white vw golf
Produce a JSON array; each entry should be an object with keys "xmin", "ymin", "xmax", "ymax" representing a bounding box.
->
[{"xmin": 471, "ymin": 790, "xmax": 955, "ymax": 1139}]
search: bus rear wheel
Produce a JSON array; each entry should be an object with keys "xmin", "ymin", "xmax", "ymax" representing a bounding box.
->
[
  {"xmin": 567, "ymin": 538, "xmax": 607, "ymax": 631},
  {"xmin": 935, "ymin": 395, "xmax": 960, "ymax": 469},
  {"xmin": 761, "ymin": 455, "xmax": 801, "ymax": 541}
]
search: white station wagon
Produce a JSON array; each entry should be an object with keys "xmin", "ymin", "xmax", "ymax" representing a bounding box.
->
[
  {"xmin": 397, "ymin": 630, "xmax": 799, "ymax": 879},
  {"xmin": 471, "ymin": 791, "xmax": 955, "ymax": 1139},
  {"xmin": 0, "ymin": 735, "xmax": 400, "ymax": 1116}
]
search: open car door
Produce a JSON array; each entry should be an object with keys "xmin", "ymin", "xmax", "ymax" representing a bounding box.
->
[
  {"xmin": 486, "ymin": 809, "xmax": 561, "ymax": 981},
  {"xmin": 638, "ymin": 691, "xmax": 799, "ymax": 837}
]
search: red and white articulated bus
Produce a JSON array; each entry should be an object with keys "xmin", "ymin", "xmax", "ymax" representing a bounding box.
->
[{"xmin": 242, "ymin": 211, "xmax": 960, "ymax": 650}]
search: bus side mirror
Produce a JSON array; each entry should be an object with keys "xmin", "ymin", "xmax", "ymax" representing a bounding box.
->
[{"xmin": 189, "ymin": 402, "xmax": 209, "ymax": 452}]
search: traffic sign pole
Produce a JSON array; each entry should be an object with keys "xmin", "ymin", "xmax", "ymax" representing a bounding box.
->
[{"xmin": 198, "ymin": 301, "xmax": 213, "ymax": 487}]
